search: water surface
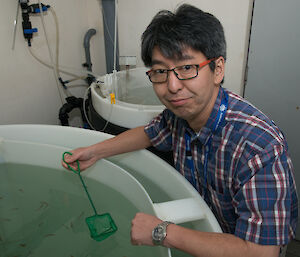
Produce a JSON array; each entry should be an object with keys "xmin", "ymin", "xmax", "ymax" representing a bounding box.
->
[{"xmin": 0, "ymin": 163, "xmax": 165, "ymax": 257}]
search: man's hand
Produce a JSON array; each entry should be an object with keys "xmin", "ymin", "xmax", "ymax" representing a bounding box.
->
[
  {"xmin": 131, "ymin": 212, "xmax": 163, "ymax": 246},
  {"xmin": 61, "ymin": 146, "xmax": 99, "ymax": 171}
]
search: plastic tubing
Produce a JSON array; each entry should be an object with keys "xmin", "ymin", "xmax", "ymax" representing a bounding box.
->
[
  {"xmin": 113, "ymin": 0, "xmax": 118, "ymax": 72},
  {"xmin": 32, "ymin": 6, "xmax": 100, "ymax": 86},
  {"xmin": 48, "ymin": 8, "xmax": 87, "ymax": 85},
  {"xmin": 83, "ymin": 85, "xmax": 96, "ymax": 130},
  {"xmin": 83, "ymin": 85, "xmax": 114, "ymax": 132},
  {"xmin": 49, "ymin": 7, "xmax": 60, "ymax": 81},
  {"xmin": 100, "ymin": 97, "xmax": 114, "ymax": 132},
  {"xmin": 112, "ymin": 0, "xmax": 118, "ymax": 99},
  {"xmin": 28, "ymin": 47, "xmax": 87, "ymax": 80},
  {"xmin": 37, "ymin": 0, "xmax": 66, "ymax": 102},
  {"xmin": 98, "ymin": 0, "xmax": 117, "ymax": 60}
]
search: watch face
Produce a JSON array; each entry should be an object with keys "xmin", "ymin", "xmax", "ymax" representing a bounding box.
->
[
  {"xmin": 153, "ymin": 226, "xmax": 164, "ymax": 240},
  {"xmin": 152, "ymin": 225, "xmax": 165, "ymax": 245},
  {"xmin": 152, "ymin": 221, "xmax": 173, "ymax": 245}
]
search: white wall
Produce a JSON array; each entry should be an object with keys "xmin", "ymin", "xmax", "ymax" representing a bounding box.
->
[
  {"xmin": 0, "ymin": 0, "xmax": 106, "ymax": 125},
  {"xmin": 118, "ymin": 0, "xmax": 253, "ymax": 95},
  {"xmin": 0, "ymin": 0, "xmax": 253, "ymax": 126}
]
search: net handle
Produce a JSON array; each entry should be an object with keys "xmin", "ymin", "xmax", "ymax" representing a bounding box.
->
[{"xmin": 62, "ymin": 151, "xmax": 98, "ymax": 215}]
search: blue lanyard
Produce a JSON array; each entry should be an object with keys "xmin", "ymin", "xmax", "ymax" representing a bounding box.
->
[
  {"xmin": 185, "ymin": 133, "xmax": 197, "ymax": 188},
  {"xmin": 185, "ymin": 91, "xmax": 228, "ymax": 196}
]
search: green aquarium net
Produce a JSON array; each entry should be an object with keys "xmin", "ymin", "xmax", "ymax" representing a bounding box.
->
[{"xmin": 62, "ymin": 152, "xmax": 117, "ymax": 242}]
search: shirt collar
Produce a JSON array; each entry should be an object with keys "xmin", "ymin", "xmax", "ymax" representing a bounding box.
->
[{"xmin": 183, "ymin": 86, "xmax": 227, "ymax": 145}]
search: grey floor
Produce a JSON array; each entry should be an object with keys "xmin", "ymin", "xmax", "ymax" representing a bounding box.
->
[{"xmin": 286, "ymin": 240, "xmax": 300, "ymax": 257}]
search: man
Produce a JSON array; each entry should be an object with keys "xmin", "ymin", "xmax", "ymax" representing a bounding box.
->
[{"xmin": 62, "ymin": 4, "xmax": 298, "ymax": 257}]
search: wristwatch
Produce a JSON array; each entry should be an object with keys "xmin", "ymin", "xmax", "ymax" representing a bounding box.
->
[{"xmin": 152, "ymin": 221, "xmax": 174, "ymax": 245}]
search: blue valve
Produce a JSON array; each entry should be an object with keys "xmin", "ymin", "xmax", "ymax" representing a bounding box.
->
[
  {"xmin": 34, "ymin": 6, "xmax": 48, "ymax": 13},
  {"xmin": 24, "ymin": 28, "xmax": 38, "ymax": 34}
]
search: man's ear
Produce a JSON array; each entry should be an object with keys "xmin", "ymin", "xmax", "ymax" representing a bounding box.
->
[{"xmin": 214, "ymin": 57, "xmax": 225, "ymax": 84}]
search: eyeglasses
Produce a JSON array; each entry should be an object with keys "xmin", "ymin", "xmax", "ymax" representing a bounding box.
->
[{"xmin": 146, "ymin": 58, "xmax": 216, "ymax": 84}]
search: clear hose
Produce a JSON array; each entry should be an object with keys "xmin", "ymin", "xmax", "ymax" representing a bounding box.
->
[
  {"xmin": 83, "ymin": 85, "xmax": 114, "ymax": 131},
  {"xmin": 37, "ymin": 0, "xmax": 66, "ymax": 102}
]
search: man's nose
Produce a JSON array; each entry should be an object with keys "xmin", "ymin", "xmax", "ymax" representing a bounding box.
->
[{"xmin": 167, "ymin": 70, "xmax": 183, "ymax": 93}]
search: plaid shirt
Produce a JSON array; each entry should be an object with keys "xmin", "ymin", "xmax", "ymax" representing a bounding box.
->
[{"xmin": 144, "ymin": 87, "xmax": 298, "ymax": 245}]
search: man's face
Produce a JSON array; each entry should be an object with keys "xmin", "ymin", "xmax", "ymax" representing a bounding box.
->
[{"xmin": 150, "ymin": 47, "xmax": 224, "ymax": 131}]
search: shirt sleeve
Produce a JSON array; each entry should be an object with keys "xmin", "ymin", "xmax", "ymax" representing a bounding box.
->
[
  {"xmin": 233, "ymin": 143, "xmax": 298, "ymax": 245},
  {"xmin": 144, "ymin": 109, "xmax": 173, "ymax": 152}
]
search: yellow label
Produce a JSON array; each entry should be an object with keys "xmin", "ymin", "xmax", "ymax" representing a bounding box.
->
[{"xmin": 110, "ymin": 93, "xmax": 116, "ymax": 104}]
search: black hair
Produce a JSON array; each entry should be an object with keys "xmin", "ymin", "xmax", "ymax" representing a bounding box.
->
[{"xmin": 141, "ymin": 4, "xmax": 226, "ymax": 71}]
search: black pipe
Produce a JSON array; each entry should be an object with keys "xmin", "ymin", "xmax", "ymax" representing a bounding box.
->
[
  {"xmin": 83, "ymin": 28, "xmax": 96, "ymax": 72},
  {"xmin": 59, "ymin": 96, "xmax": 89, "ymax": 128}
]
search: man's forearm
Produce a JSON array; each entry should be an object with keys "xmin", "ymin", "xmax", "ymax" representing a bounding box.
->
[
  {"xmin": 165, "ymin": 224, "xmax": 280, "ymax": 257},
  {"xmin": 91, "ymin": 126, "xmax": 152, "ymax": 159}
]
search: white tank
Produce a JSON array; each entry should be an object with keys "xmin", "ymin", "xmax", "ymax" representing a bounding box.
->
[
  {"xmin": 0, "ymin": 125, "xmax": 221, "ymax": 257},
  {"xmin": 91, "ymin": 67, "xmax": 164, "ymax": 128}
]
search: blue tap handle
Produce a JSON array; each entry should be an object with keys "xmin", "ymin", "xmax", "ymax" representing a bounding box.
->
[
  {"xmin": 24, "ymin": 28, "xmax": 38, "ymax": 34},
  {"xmin": 35, "ymin": 6, "xmax": 48, "ymax": 13}
]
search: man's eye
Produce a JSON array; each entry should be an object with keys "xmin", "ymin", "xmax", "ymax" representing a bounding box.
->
[
  {"xmin": 182, "ymin": 65, "xmax": 193, "ymax": 71},
  {"xmin": 153, "ymin": 69, "xmax": 166, "ymax": 74}
]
